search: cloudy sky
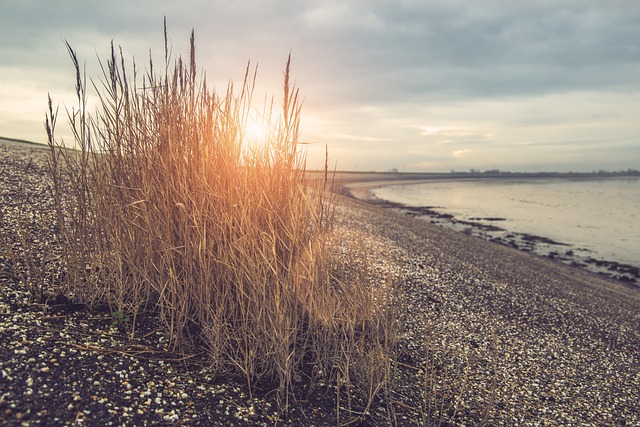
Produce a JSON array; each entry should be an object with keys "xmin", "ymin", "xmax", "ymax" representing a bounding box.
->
[{"xmin": 1, "ymin": 0, "xmax": 639, "ymax": 172}]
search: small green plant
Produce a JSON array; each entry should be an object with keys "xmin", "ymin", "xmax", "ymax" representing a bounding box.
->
[{"xmin": 111, "ymin": 310, "xmax": 130, "ymax": 327}]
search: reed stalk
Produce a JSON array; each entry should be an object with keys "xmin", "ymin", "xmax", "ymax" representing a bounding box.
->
[{"xmin": 46, "ymin": 25, "xmax": 397, "ymax": 411}]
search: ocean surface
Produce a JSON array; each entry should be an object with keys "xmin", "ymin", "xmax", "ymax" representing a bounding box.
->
[{"xmin": 371, "ymin": 176, "xmax": 640, "ymax": 279}]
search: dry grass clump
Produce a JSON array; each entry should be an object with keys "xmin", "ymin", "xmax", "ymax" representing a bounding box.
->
[{"xmin": 45, "ymin": 26, "xmax": 397, "ymax": 411}]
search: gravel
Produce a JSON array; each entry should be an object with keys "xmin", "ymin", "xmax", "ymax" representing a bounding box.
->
[
  {"xmin": 0, "ymin": 141, "xmax": 302, "ymax": 426},
  {"xmin": 2, "ymin": 139, "xmax": 639, "ymax": 426},
  {"xmin": 333, "ymin": 195, "xmax": 640, "ymax": 426}
]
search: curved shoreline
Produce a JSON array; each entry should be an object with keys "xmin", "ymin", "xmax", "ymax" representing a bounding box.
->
[
  {"xmin": 334, "ymin": 194, "xmax": 640, "ymax": 425},
  {"xmin": 336, "ymin": 174, "xmax": 640, "ymax": 286}
]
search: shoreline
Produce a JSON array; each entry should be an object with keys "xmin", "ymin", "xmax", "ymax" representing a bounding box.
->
[
  {"xmin": 336, "ymin": 175, "xmax": 640, "ymax": 286},
  {"xmin": 333, "ymin": 194, "xmax": 640, "ymax": 425},
  {"xmin": 334, "ymin": 170, "xmax": 640, "ymax": 199},
  {"xmin": 0, "ymin": 136, "xmax": 48, "ymax": 149}
]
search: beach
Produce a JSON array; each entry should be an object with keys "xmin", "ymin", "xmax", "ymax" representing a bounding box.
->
[
  {"xmin": 2, "ymin": 139, "xmax": 640, "ymax": 426},
  {"xmin": 334, "ymin": 193, "xmax": 640, "ymax": 425}
]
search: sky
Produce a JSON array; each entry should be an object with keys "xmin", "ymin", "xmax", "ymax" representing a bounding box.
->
[{"xmin": 1, "ymin": 0, "xmax": 639, "ymax": 172}]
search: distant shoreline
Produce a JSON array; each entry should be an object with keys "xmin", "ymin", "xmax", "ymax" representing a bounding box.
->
[
  {"xmin": 329, "ymin": 169, "xmax": 640, "ymax": 183},
  {"xmin": 329, "ymin": 170, "xmax": 640, "ymax": 201},
  {"xmin": 4, "ymin": 137, "xmax": 638, "ymax": 181},
  {"xmin": 0, "ymin": 136, "xmax": 47, "ymax": 149}
]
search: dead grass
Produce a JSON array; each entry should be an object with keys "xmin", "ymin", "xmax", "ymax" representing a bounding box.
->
[{"xmin": 44, "ymin": 23, "xmax": 397, "ymax": 412}]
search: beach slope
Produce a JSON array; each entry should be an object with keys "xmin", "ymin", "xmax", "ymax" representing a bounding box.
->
[
  {"xmin": 1, "ymin": 141, "xmax": 639, "ymax": 425},
  {"xmin": 335, "ymin": 191, "xmax": 640, "ymax": 425}
]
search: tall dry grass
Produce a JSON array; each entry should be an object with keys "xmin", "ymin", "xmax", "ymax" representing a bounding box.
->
[{"xmin": 45, "ymin": 25, "xmax": 397, "ymax": 411}]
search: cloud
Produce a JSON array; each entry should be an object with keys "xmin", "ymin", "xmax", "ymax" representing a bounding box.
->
[
  {"xmin": 452, "ymin": 149, "xmax": 472, "ymax": 158},
  {"xmin": 334, "ymin": 133, "xmax": 390, "ymax": 142},
  {"xmin": 1, "ymin": 0, "xmax": 639, "ymax": 171}
]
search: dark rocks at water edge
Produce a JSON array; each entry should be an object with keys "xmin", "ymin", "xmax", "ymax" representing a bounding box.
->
[
  {"xmin": 586, "ymin": 258, "xmax": 640, "ymax": 284},
  {"xmin": 367, "ymin": 197, "xmax": 639, "ymax": 286},
  {"xmin": 469, "ymin": 217, "xmax": 507, "ymax": 222}
]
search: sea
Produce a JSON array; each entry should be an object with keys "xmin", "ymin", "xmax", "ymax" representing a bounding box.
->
[{"xmin": 370, "ymin": 176, "xmax": 640, "ymax": 283}]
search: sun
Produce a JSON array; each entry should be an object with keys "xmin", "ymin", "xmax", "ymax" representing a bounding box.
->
[
  {"xmin": 244, "ymin": 121, "xmax": 268, "ymax": 142},
  {"xmin": 242, "ymin": 112, "xmax": 271, "ymax": 151}
]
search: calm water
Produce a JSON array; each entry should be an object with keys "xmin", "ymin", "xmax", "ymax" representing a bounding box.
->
[{"xmin": 372, "ymin": 177, "xmax": 640, "ymax": 268}]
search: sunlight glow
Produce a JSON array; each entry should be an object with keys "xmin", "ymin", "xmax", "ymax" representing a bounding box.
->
[
  {"xmin": 241, "ymin": 110, "xmax": 271, "ymax": 153},
  {"xmin": 244, "ymin": 120, "xmax": 269, "ymax": 143}
]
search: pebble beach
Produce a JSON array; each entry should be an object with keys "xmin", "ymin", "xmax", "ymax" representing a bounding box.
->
[{"xmin": 1, "ymin": 138, "xmax": 639, "ymax": 426}]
